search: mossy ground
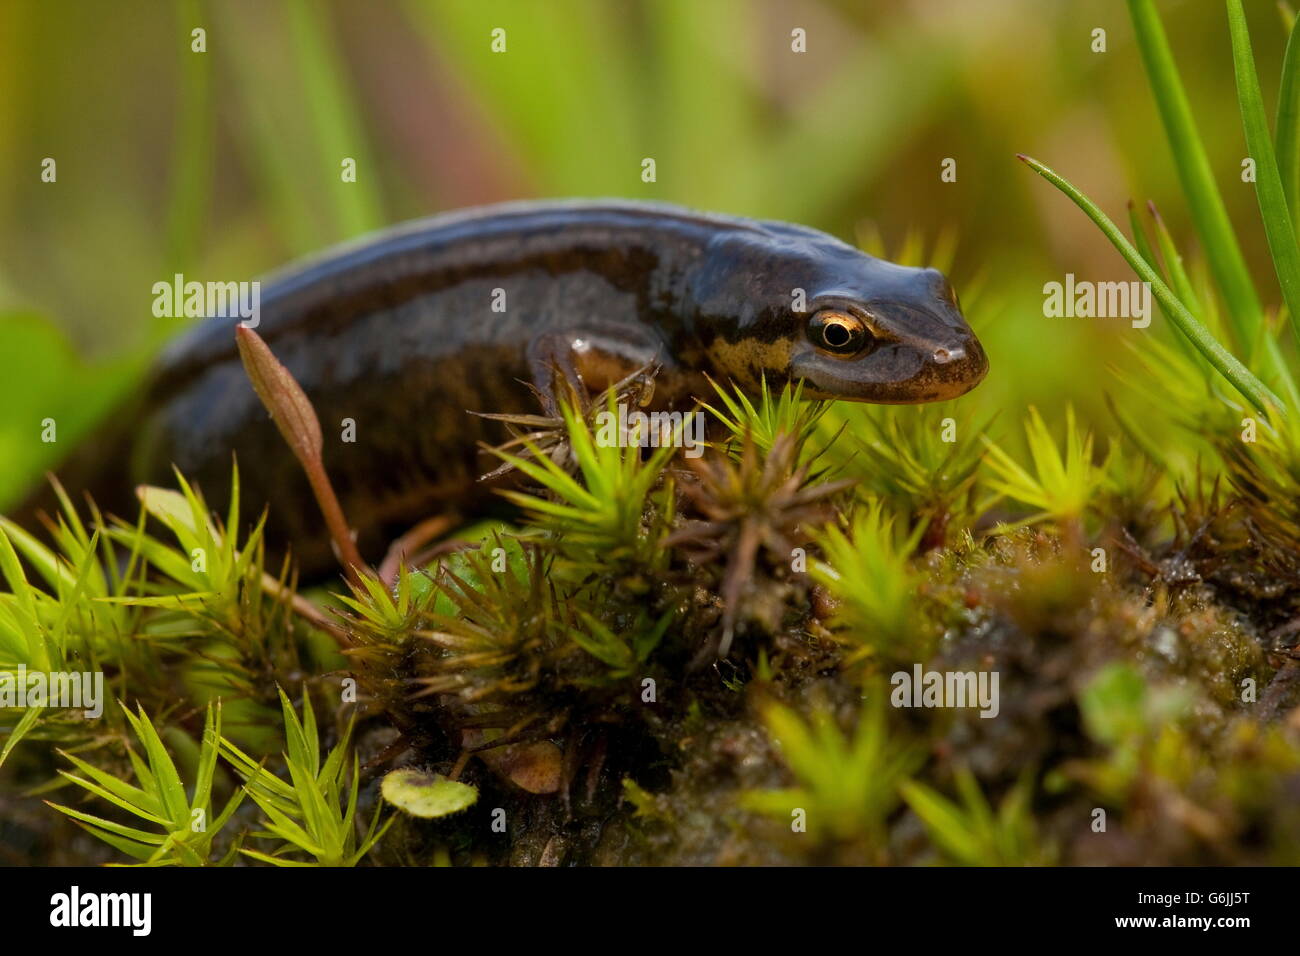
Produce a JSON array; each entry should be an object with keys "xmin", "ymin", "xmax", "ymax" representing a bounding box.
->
[
  {"xmin": 4, "ymin": 380, "xmax": 1300, "ymax": 867},
  {"xmin": 347, "ymin": 520, "xmax": 1300, "ymax": 867}
]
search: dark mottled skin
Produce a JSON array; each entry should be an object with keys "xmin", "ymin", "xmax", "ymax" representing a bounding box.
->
[{"xmin": 26, "ymin": 200, "xmax": 987, "ymax": 576}]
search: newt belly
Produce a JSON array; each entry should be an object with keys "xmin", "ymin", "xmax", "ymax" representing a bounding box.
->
[{"xmin": 26, "ymin": 199, "xmax": 988, "ymax": 576}]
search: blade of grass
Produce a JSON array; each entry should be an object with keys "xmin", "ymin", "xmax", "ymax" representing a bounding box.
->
[
  {"xmin": 164, "ymin": 0, "xmax": 213, "ymax": 282},
  {"xmin": 1127, "ymin": 0, "xmax": 1264, "ymax": 350},
  {"xmin": 1127, "ymin": 200, "xmax": 1164, "ymax": 279},
  {"xmin": 403, "ymin": 0, "xmax": 641, "ymax": 197},
  {"xmin": 1148, "ymin": 202, "xmax": 1204, "ymax": 318},
  {"xmin": 1229, "ymin": 0, "xmax": 1300, "ymax": 350},
  {"xmin": 285, "ymin": 0, "xmax": 384, "ymax": 237},
  {"xmin": 1128, "ymin": 200, "xmax": 1201, "ymax": 365},
  {"xmin": 652, "ymin": 0, "xmax": 760, "ymax": 209},
  {"xmin": 1277, "ymin": 12, "xmax": 1300, "ymax": 224},
  {"xmin": 1018, "ymin": 154, "xmax": 1282, "ymax": 415},
  {"xmin": 1136, "ymin": 201, "xmax": 1208, "ymax": 368},
  {"xmin": 216, "ymin": 5, "xmax": 324, "ymax": 255}
]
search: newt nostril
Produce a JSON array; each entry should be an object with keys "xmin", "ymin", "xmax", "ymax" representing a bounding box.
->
[{"xmin": 933, "ymin": 346, "xmax": 964, "ymax": 364}]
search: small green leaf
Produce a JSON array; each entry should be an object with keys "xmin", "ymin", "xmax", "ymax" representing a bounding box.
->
[{"xmin": 380, "ymin": 768, "xmax": 478, "ymax": 818}]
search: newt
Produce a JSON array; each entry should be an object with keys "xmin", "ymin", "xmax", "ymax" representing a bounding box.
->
[{"xmin": 23, "ymin": 199, "xmax": 988, "ymax": 575}]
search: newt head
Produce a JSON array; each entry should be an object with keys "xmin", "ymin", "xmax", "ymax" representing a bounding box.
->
[
  {"xmin": 789, "ymin": 263, "xmax": 988, "ymax": 404},
  {"xmin": 690, "ymin": 226, "xmax": 989, "ymax": 405}
]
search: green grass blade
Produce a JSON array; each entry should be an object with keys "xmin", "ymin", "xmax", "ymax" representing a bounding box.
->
[
  {"xmin": 1127, "ymin": 201, "xmax": 1165, "ymax": 279},
  {"xmin": 1278, "ymin": 12, "xmax": 1300, "ymax": 225},
  {"xmin": 1141, "ymin": 203, "xmax": 1209, "ymax": 366},
  {"xmin": 1127, "ymin": 0, "xmax": 1265, "ymax": 349},
  {"xmin": 651, "ymin": 0, "xmax": 759, "ymax": 209},
  {"xmin": 1148, "ymin": 204, "xmax": 1205, "ymax": 317},
  {"xmin": 403, "ymin": 0, "xmax": 640, "ymax": 198},
  {"xmin": 285, "ymin": 0, "xmax": 384, "ymax": 237},
  {"xmin": 1018, "ymin": 154, "xmax": 1282, "ymax": 415},
  {"xmin": 216, "ymin": 5, "xmax": 324, "ymax": 255},
  {"xmin": 1230, "ymin": 0, "xmax": 1300, "ymax": 349},
  {"xmin": 165, "ymin": 0, "xmax": 213, "ymax": 279},
  {"xmin": 1128, "ymin": 200, "xmax": 1200, "ymax": 364}
]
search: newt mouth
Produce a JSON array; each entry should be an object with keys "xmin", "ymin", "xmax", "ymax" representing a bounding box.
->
[{"xmin": 789, "ymin": 331, "xmax": 988, "ymax": 404}]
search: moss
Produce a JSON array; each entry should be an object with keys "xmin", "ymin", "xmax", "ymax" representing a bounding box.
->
[{"xmin": 7, "ymin": 357, "xmax": 1300, "ymax": 868}]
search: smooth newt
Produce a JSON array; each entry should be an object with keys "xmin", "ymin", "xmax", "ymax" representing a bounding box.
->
[{"xmin": 27, "ymin": 199, "xmax": 988, "ymax": 575}]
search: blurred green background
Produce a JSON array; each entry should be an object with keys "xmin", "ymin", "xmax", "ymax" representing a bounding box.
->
[{"xmin": 0, "ymin": 0, "xmax": 1291, "ymax": 506}]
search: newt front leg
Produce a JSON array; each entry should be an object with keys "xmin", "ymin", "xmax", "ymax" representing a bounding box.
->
[{"xmin": 525, "ymin": 324, "xmax": 672, "ymax": 414}]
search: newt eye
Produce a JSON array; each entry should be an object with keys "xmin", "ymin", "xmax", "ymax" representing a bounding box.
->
[{"xmin": 807, "ymin": 309, "xmax": 870, "ymax": 356}]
